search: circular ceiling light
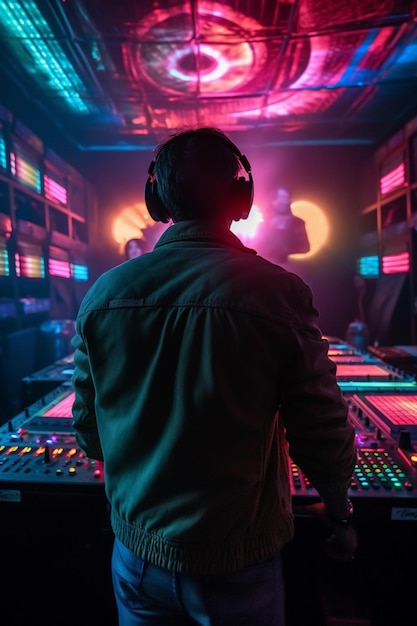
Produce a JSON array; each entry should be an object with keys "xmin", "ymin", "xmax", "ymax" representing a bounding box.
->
[{"xmin": 125, "ymin": 2, "xmax": 268, "ymax": 95}]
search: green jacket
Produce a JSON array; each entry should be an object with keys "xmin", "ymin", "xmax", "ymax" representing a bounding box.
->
[{"xmin": 71, "ymin": 219, "xmax": 356, "ymax": 574}]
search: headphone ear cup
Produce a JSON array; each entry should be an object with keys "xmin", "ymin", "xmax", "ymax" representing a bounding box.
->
[
  {"xmin": 231, "ymin": 176, "xmax": 254, "ymax": 220},
  {"xmin": 145, "ymin": 176, "xmax": 171, "ymax": 223}
]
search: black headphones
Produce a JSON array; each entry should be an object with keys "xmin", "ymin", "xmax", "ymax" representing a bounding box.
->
[{"xmin": 144, "ymin": 130, "xmax": 254, "ymax": 223}]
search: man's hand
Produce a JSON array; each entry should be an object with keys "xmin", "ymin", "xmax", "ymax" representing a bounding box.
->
[{"xmin": 293, "ymin": 502, "xmax": 358, "ymax": 562}]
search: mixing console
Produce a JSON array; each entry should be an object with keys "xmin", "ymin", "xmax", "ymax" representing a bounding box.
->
[
  {"xmin": 330, "ymin": 354, "xmax": 375, "ymax": 363},
  {"xmin": 351, "ymin": 393, "xmax": 417, "ymax": 438},
  {"xmin": 2, "ymin": 340, "xmax": 416, "ymax": 626},
  {"xmin": 336, "ymin": 362, "xmax": 404, "ymax": 381},
  {"xmin": 0, "ymin": 386, "xmax": 103, "ymax": 497},
  {"xmin": 21, "ymin": 352, "xmax": 75, "ymax": 405},
  {"xmin": 327, "ymin": 343, "xmax": 417, "ymax": 392},
  {"xmin": 1, "ymin": 385, "xmax": 416, "ymax": 516},
  {"xmin": 290, "ymin": 445, "xmax": 415, "ymax": 500}
]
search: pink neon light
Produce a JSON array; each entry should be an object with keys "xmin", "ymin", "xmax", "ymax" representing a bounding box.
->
[
  {"xmin": 382, "ymin": 251, "xmax": 409, "ymax": 274},
  {"xmin": 48, "ymin": 258, "xmax": 71, "ymax": 278},
  {"xmin": 42, "ymin": 392, "xmax": 75, "ymax": 418},
  {"xmin": 44, "ymin": 175, "xmax": 67, "ymax": 205},
  {"xmin": 380, "ymin": 163, "xmax": 405, "ymax": 195}
]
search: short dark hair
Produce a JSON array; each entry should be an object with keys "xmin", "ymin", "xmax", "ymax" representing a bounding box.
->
[{"xmin": 153, "ymin": 127, "xmax": 241, "ymax": 221}]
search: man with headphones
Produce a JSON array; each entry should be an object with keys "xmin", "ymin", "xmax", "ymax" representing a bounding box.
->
[{"xmin": 71, "ymin": 127, "xmax": 357, "ymax": 626}]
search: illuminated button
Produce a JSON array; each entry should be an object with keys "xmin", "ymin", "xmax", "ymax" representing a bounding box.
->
[
  {"xmin": 93, "ymin": 469, "xmax": 101, "ymax": 479},
  {"xmin": 56, "ymin": 469, "xmax": 63, "ymax": 475},
  {"xmin": 19, "ymin": 447, "xmax": 32, "ymax": 456},
  {"xmin": 68, "ymin": 467, "xmax": 76, "ymax": 475}
]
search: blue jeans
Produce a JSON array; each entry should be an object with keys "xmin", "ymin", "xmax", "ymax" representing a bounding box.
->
[{"xmin": 112, "ymin": 538, "xmax": 286, "ymax": 625}]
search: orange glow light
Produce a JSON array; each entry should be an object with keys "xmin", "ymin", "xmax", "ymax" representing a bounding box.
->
[
  {"xmin": 289, "ymin": 200, "xmax": 329, "ymax": 259},
  {"xmin": 112, "ymin": 203, "xmax": 155, "ymax": 252}
]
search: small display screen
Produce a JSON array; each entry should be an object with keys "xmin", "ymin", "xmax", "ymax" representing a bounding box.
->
[
  {"xmin": 336, "ymin": 363, "xmax": 396, "ymax": 381},
  {"xmin": 41, "ymin": 391, "xmax": 75, "ymax": 418},
  {"xmin": 361, "ymin": 394, "xmax": 417, "ymax": 432}
]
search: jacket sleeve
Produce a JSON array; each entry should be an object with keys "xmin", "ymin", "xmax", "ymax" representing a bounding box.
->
[
  {"xmin": 71, "ymin": 324, "xmax": 104, "ymax": 462},
  {"xmin": 279, "ymin": 283, "xmax": 357, "ymax": 519}
]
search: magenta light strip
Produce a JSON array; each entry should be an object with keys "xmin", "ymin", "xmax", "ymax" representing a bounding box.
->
[
  {"xmin": 382, "ymin": 251, "xmax": 410, "ymax": 274},
  {"xmin": 44, "ymin": 174, "xmax": 67, "ymax": 205},
  {"xmin": 48, "ymin": 258, "xmax": 71, "ymax": 278},
  {"xmin": 380, "ymin": 162, "xmax": 405, "ymax": 195}
]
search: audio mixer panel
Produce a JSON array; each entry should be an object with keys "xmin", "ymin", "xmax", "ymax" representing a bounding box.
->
[
  {"xmin": 0, "ymin": 387, "xmax": 103, "ymax": 496},
  {"xmin": 21, "ymin": 352, "xmax": 75, "ymax": 405},
  {"xmin": 5, "ymin": 382, "xmax": 74, "ymax": 433},
  {"xmin": 0, "ymin": 385, "xmax": 416, "ymax": 516},
  {"xmin": 3, "ymin": 343, "xmax": 416, "ymax": 626},
  {"xmin": 336, "ymin": 362, "xmax": 404, "ymax": 381},
  {"xmin": 19, "ymin": 387, "xmax": 76, "ymax": 432},
  {"xmin": 328, "ymin": 348, "xmax": 380, "ymax": 365},
  {"xmin": 290, "ymin": 397, "xmax": 417, "ymax": 512},
  {"xmin": 350, "ymin": 393, "xmax": 417, "ymax": 439},
  {"xmin": 329, "ymin": 353, "xmax": 417, "ymax": 393},
  {"xmin": 330, "ymin": 354, "xmax": 376, "ymax": 364}
]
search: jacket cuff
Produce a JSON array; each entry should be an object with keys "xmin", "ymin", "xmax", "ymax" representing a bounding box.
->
[{"xmin": 323, "ymin": 496, "xmax": 352, "ymax": 520}]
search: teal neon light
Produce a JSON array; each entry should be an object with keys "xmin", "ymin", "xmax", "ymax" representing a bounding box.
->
[
  {"xmin": 339, "ymin": 381, "xmax": 417, "ymax": 393},
  {"xmin": 357, "ymin": 255, "xmax": 380, "ymax": 277},
  {"xmin": 0, "ymin": 135, "xmax": 6, "ymax": 169},
  {"xmin": 0, "ymin": 248, "xmax": 9, "ymax": 276},
  {"xmin": 0, "ymin": 1, "xmax": 95, "ymax": 114},
  {"xmin": 71, "ymin": 263, "xmax": 89, "ymax": 281}
]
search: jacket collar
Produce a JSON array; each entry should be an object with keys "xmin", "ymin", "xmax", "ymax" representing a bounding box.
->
[{"xmin": 154, "ymin": 220, "xmax": 257, "ymax": 255}]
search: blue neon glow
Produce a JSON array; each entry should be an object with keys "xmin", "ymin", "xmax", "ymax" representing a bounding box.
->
[
  {"xmin": 71, "ymin": 263, "xmax": 89, "ymax": 281},
  {"xmin": 0, "ymin": 135, "xmax": 6, "ymax": 169},
  {"xmin": 357, "ymin": 255, "xmax": 380, "ymax": 277},
  {"xmin": 0, "ymin": 1, "xmax": 96, "ymax": 114}
]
